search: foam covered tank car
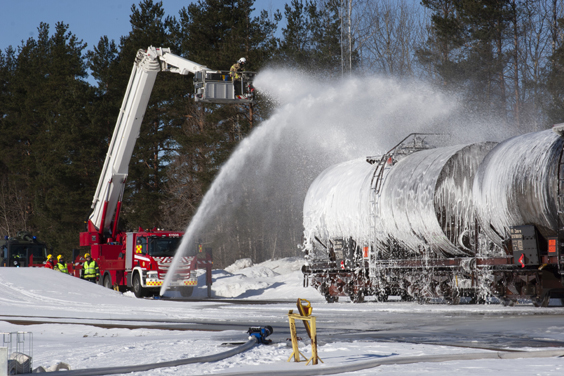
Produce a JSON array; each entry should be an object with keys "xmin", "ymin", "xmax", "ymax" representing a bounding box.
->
[{"xmin": 301, "ymin": 128, "xmax": 564, "ymax": 306}]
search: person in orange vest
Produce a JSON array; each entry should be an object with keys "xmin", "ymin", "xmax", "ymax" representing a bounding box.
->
[
  {"xmin": 45, "ymin": 254, "xmax": 55, "ymax": 269},
  {"xmin": 54, "ymin": 255, "xmax": 69, "ymax": 274}
]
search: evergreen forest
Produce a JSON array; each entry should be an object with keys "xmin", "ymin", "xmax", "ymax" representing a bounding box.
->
[{"xmin": 1, "ymin": 0, "xmax": 564, "ymax": 267}]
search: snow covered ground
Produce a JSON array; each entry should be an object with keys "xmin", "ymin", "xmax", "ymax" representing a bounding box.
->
[{"xmin": 1, "ymin": 258, "xmax": 564, "ymax": 375}]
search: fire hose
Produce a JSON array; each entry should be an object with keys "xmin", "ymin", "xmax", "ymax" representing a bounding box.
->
[
  {"xmin": 33, "ymin": 333, "xmax": 564, "ymax": 375},
  {"xmin": 41, "ymin": 326, "xmax": 273, "ymax": 376},
  {"xmin": 188, "ymin": 349, "xmax": 564, "ymax": 376},
  {"xmin": 30, "ymin": 321, "xmax": 564, "ymax": 375}
]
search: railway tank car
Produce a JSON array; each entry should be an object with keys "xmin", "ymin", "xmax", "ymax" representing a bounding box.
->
[
  {"xmin": 473, "ymin": 130, "xmax": 564, "ymax": 248},
  {"xmin": 302, "ymin": 129, "xmax": 564, "ymax": 306}
]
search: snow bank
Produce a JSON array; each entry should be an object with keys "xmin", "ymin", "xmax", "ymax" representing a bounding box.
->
[
  {"xmin": 0, "ymin": 258, "xmax": 323, "ymax": 320},
  {"xmin": 195, "ymin": 257, "xmax": 322, "ymax": 301},
  {"xmin": 224, "ymin": 258, "xmax": 254, "ymax": 273}
]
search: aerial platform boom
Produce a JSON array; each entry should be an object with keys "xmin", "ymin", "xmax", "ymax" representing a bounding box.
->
[{"xmin": 85, "ymin": 46, "xmax": 254, "ymax": 237}]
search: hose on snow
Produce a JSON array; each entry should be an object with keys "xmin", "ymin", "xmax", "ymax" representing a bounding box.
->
[
  {"xmin": 189, "ymin": 348, "xmax": 564, "ymax": 376},
  {"xmin": 43, "ymin": 337, "xmax": 258, "ymax": 376}
]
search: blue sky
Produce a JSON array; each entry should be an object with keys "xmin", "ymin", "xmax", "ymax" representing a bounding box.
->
[{"xmin": 1, "ymin": 0, "xmax": 283, "ymax": 52}]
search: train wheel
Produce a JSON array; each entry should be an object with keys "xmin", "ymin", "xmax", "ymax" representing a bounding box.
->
[
  {"xmin": 349, "ymin": 291, "xmax": 365, "ymax": 303},
  {"xmin": 501, "ymin": 298, "xmax": 516, "ymax": 307},
  {"xmin": 132, "ymin": 273, "xmax": 146, "ymax": 298},
  {"xmin": 401, "ymin": 293, "xmax": 414, "ymax": 302},
  {"xmin": 376, "ymin": 293, "xmax": 388, "ymax": 302},
  {"xmin": 416, "ymin": 296, "xmax": 429, "ymax": 305},
  {"xmin": 469, "ymin": 295, "xmax": 486, "ymax": 304},
  {"xmin": 325, "ymin": 294, "xmax": 338, "ymax": 303},
  {"xmin": 532, "ymin": 293, "xmax": 550, "ymax": 307},
  {"xmin": 447, "ymin": 291, "xmax": 460, "ymax": 305},
  {"xmin": 446, "ymin": 296, "xmax": 461, "ymax": 305}
]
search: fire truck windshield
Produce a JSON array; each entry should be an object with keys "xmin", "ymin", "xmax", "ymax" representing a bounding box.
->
[{"xmin": 148, "ymin": 237, "xmax": 181, "ymax": 257}]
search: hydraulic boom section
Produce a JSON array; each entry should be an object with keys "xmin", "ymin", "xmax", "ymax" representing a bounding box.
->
[{"xmin": 83, "ymin": 46, "xmax": 255, "ymax": 241}]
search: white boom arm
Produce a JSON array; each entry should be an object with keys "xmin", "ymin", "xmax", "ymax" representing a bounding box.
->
[{"xmin": 89, "ymin": 47, "xmax": 209, "ymax": 233}]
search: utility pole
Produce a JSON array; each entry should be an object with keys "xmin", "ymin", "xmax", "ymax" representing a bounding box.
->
[{"xmin": 340, "ymin": 0, "xmax": 353, "ymax": 77}]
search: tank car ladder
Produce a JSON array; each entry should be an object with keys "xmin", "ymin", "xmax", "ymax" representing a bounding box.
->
[
  {"xmin": 366, "ymin": 133, "xmax": 442, "ymax": 247},
  {"xmin": 365, "ymin": 133, "xmax": 445, "ymax": 287},
  {"xmin": 367, "ymin": 154, "xmax": 389, "ymax": 284}
]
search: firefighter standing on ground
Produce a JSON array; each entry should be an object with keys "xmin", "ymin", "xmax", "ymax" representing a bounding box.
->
[
  {"xmin": 82, "ymin": 253, "xmax": 100, "ymax": 283},
  {"xmin": 45, "ymin": 254, "xmax": 55, "ymax": 269},
  {"xmin": 230, "ymin": 57, "xmax": 246, "ymax": 96},
  {"xmin": 54, "ymin": 255, "xmax": 69, "ymax": 274}
]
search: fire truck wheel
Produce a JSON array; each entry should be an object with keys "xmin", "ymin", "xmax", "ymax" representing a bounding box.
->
[
  {"xmin": 132, "ymin": 273, "xmax": 146, "ymax": 298},
  {"xmin": 349, "ymin": 291, "xmax": 365, "ymax": 303},
  {"xmin": 103, "ymin": 275, "xmax": 112, "ymax": 289},
  {"xmin": 179, "ymin": 287, "xmax": 194, "ymax": 298}
]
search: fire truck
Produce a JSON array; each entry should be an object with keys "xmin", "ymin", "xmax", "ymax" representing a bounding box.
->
[
  {"xmin": 1, "ymin": 232, "xmax": 49, "ymax": 268},
  {"xmin": 79, "ymin": 46, "xmax": 255, "ymax": 298}
]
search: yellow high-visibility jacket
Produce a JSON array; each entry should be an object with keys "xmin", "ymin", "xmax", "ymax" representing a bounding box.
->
[
  {"xmin": 55, "ymin": 262, "xmax": 69, "ymax": 274},
  {"xmin": 83, "ymin": 259, "xmax": 100, "ymax": 279},
  {"xmin": 230, "ymin": 63, "xmax": 243, "ymax": 79}
]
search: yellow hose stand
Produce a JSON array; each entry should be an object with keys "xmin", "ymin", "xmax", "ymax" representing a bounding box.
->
[{"xmin": 287, "ymin": 310, "xmax": 323, "ymax": 365}]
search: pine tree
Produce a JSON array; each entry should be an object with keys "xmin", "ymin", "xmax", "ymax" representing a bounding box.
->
[
  {"xmin": 0, "ymin": 46, "xmax": 29, "ymax": 236},
  {"xmin": 0, "ymin": 22, "xmax": 98, "ymax": 255},
  {"xmin": 419, "ymin": 0, "xmax": 513, "ymax": 120},
  {"xmin": 277, "ymin": 0, "xmax": 342, "ymax": 74},
  {"xmin": 546, "ymin": 18, "xmax": 564, "ymax": 124}
]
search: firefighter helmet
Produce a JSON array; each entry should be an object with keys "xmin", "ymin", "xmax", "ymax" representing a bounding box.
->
[
  {"xmin": 238, "ymin": 57, "xmax": 246, "ymax": 64},
  {"xmin": 57, "ymin": 255, "xmax": 63, "ymax": 261},
  {"xmin": 47, "ymin": 254, "xmax": 53, "ymax": 260},
  {"xmin": 84, "ymin": 253, "xmax": 91, "ymax": 259}
]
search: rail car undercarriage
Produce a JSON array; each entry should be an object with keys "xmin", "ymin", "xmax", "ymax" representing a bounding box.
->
[{"xmin": 303, "ymin": 253, "xmax": 564, "ymax": 306}]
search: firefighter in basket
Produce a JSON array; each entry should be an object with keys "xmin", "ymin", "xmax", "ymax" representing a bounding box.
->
[
  {"xmin": 54, "ymin": 255, "xmax": 69, "ymax": 274},
  {"xmin": 230, "ymin": 57, "xmax": 247, "ymax": 97},
  {"xmin": 81, "ymin": 253, "xmax": 100, "ymax": 283}
]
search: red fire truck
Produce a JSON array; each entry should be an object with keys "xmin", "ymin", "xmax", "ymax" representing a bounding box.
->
[{"xmin": 79, "ymin": 46, "xmax": 254, "ymax": 297}]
